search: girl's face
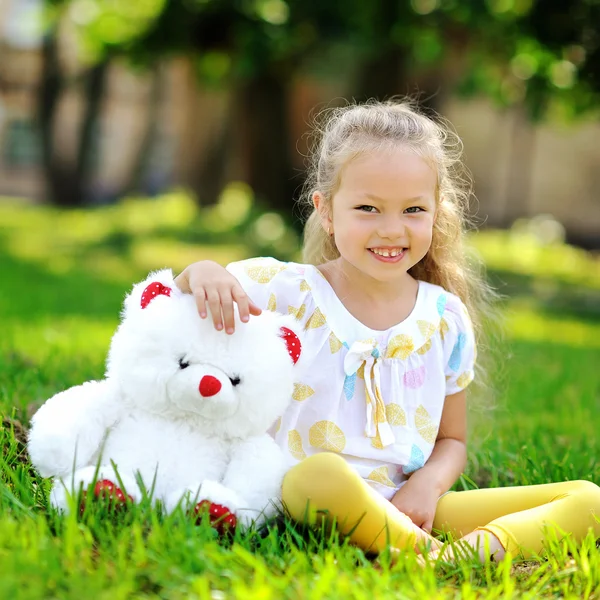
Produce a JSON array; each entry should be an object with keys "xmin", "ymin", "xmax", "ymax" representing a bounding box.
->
[{"xmin": 317, "ymin": 146, "xmax": 437, "ymax": 285}]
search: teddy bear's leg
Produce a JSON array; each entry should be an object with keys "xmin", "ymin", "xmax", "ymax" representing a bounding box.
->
[
  {"xmin": 50, "ymin": 465, "xmax": 139, "ymax": 513},
  {"xmin": 163, "ymin": 483, "xmax": 204, "ymax": 515},
  {"xmin": 164, "ymin": 481, "xmax": 245, "ymax": 534}
]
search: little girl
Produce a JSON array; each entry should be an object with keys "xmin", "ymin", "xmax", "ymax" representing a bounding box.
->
[{"xmin": 175, "ymin": 100, "xmax": 600, "ymax": 561}]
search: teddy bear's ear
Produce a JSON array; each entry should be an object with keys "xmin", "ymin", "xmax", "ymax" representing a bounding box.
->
[
  {"xmin": 279, "ymin": 326, "xmax": 302, "ymax": 365},
  {"xmin": 140, "ymin": 281, "xmax": 172, "ymax": 309},
  {"xmin": 123, "ymin": 269, "xmax": 178, "ymax": 317}
]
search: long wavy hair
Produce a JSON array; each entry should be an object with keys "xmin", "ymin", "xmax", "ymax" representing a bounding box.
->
[{"xmin": 299, "ymin": 99, "xmax": 500, "ymax": 395}]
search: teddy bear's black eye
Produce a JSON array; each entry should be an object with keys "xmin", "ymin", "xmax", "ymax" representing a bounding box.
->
[
  {"xmin": 229, "ymin": 376, "xmax": 241, "ymax": 387},
  {"xmin": 178, "ymin": 358, "xmax": 190, "ymax": 370}
]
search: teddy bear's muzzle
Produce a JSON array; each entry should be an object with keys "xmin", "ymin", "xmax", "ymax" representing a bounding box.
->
[{"xmin": 199, "ymin": 375, "xmax": 222, "ymax": 397}]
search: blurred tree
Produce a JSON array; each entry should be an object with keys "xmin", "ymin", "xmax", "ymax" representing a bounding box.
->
[
  {"xmin": 41, "ymin": 0, "xmax": 600, "ymax": 213},
  {"xmin": 38, "ymin": 28, "xmax": 109, "ymax": 207},
  {"xmin": 38, "ymin": 0, "xmax": 167, "ymax": 206}
]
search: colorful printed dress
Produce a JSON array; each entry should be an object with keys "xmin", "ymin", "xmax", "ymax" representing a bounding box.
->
[{"xmin": 226, "ymin": 257, "xmax": 476, "ymax": 500}]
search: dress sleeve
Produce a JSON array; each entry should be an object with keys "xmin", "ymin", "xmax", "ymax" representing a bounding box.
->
[
  {"xmin": 442, "ymin": 295, "xmax": 477, "ymax": 396},
  {"xmin": 225, "ymin": 257, "xmax": 286, "ymax": 311}
]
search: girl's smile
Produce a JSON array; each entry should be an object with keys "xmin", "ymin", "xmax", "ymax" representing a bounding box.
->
[{"xmin": 368, "ymin": 247, "xmax": 407, "ymax": 262}]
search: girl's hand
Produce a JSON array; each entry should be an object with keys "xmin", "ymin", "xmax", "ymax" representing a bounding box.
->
[
  {"xmin": 391, "ymin": 473, "xmax": 440, "ymax": 533},
  {"xmin": 174, "ymin": 261, "xmax": 262, "ymax": 334}
]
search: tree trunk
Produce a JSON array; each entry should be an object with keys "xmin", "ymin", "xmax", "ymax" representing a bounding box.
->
[
  {"xmin": 235, "ymin": 70, "xmax": 296, "ymax": 216},
  {"xmin": 76, "ymin": 60, "xmax": 108, "ymax": 200},
  {"xmin": 121, "ymin": 62, "xmax": 164, "ymax": 196},
  {"xmin": 38, "ymin": 28, "xmax": 108, "ymax": 207},
  {"xmin": 38, "ymin": 31, "xmax": 70, "ymax": 206},
  {"xmin": 190, "ymin": 104, "xmax": 233, "ymax": 207}
]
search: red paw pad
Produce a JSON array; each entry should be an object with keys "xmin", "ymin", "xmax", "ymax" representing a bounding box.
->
[
  {"xmin": 93, "ymin": 479, "xmax": 133, "ymax": 507},
  {"xmin": 194, "ymin": 500, "xmax": 237, "ymax": 534}
]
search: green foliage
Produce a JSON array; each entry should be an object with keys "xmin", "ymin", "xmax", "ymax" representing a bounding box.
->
[
  {"xmin": 46, "ymin": 0, "xmax": 168, "ymax": 63},
  {"xmin": 469, "ymin": 221, "xmax": 600, "ymax": 327},
  {"xmin": 1, "ymin": 198, "xmax": 600, "ymax": 596},
  {"xmin": 50, "ymin": 0, "xmax": 600, "ymax": 118}
]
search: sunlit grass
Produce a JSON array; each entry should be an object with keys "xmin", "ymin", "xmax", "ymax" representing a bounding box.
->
[
  {"xmin": 1, "ymin": 196, "xmax": 599, "ymax": 597},
  {"xmin": 504, "ymin": 300, "xmax": 600, "ymax": 348},
  {"xmin": 0, "ymin": 188, "xmax": 300, "ymax": 285},
  {"xmin": 469, "ymin": 227, "xmax": 600, "ymax": 289}
]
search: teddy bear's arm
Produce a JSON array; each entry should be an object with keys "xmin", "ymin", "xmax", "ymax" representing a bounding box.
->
[
  {"xmin": 222, "ymin": 435, "xmax": 287, "ymax": 517},
  {"xmin": 28, "ymin": 379, "xmax": 124, "ymax": 478}
]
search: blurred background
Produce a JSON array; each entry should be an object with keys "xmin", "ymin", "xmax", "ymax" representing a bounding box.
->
[
  {"xmin": 1, "ymin": 0, "xmax": 600, "ymax": 235},
  {"xmin": 0, "ymin": 0, "xmax": 599, "ymax": 323}
]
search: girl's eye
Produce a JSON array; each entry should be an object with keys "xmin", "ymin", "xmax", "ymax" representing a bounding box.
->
[
  {"xmin": 178, "ymin": 358, "xmax": 190, "ymax": 370},
  {"xmin": 356, "ymin": 205, "xmax": 377, "ymax": 213},
  {"xmin": 229, "ymin": 376, "xmax": 241, "ymax": 386},
  {"xmin": 404, "ymin": 206, "xmax": 424, "ymax": 214}
]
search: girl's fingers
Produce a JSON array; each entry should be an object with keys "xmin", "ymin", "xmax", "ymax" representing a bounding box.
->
[
  {"xmin": 249, "ymin": 301, "xmax": 262, "ymax": 316},
  {"xmin": 220, "ymin": 288, "xmax": 236, "ymax": 334},
  {"xmin": 205, "ymin": 289, "xmax": 223, "ymax": 331},
  {"xmin": 188, "ymin": 277, "xmax": 257, "ymax": 333},
  {"xmin": 231, "ymin": 285, "xmax": 251, "ymax": 324},
  {"xmin": 191, "ymin": 285, "xmax": 207, "ymax": 318}
]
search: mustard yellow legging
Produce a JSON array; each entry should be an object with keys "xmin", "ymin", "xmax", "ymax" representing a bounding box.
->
[{"xmin": 282, "ymin": 453, "xmax": 600, "ymax": 558}]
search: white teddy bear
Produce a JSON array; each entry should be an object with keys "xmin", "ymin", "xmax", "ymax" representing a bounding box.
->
[{"xmin": 28, "ymin": 269, "xmax": 302, "ymax": 532}]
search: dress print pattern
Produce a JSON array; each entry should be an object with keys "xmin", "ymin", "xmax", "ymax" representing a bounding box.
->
[{"xmin": 226, "ymin": 257, "xmax": 477, "ymax": 501}]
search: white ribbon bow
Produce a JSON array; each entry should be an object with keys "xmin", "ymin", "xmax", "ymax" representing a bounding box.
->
[{"xmin": 344, "ymin": 340, "xmax": 395, "ymax": 447}]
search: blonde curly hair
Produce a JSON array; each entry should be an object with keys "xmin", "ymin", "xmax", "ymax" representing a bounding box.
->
[{"xmin": 299, "ymin": 99, "xmax": 499, "ymax": 392}]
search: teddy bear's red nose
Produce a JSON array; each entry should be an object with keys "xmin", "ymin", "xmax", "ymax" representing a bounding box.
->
[{"xmin": 199, "ymin": 375, "xmax": 222, "ymax": 397}]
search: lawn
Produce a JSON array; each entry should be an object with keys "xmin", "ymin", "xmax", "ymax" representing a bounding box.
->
[{"xmin": 1, "ymin": 194, "xmax": 600, "ymax": 599}]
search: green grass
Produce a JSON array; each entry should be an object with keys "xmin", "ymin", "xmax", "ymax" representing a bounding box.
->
[{"xmin": 1, "ymin": 195, "xmax": 600, "ymax": 598}]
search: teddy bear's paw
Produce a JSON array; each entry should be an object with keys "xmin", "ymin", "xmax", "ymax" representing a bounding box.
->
[
  {"xmin": 193, "ymin": 500, "xmax": 237, "ymax": 535},
  {"xmin": 78, "ymin": 478, "xmax": 136, "ymax": 516},
  {"xmin": 198, "ymin": 480, "xmax": 246, "ymax": 513},
  {"xmin": 51, "ymin": 467, "xmax": 138, "ymax": 515},
  {"xmin": 233, "ymin": 508, "xmax": 261, "ymax": 530},
  {"xmin": 49, "ymin": 481, "xmax": 72, "ymax": 512},
  {"xmin": 196, "ymin": 480, "xmax": 261, "ymax": 531},
  {"xmin": 84, "ymin": 479, "xmax": 134, "ymax": 512},
  {"xmin": 238, "ymin": 498, "xmax": 281, "ymax": 530},
  {"xmin": 163, "ymin": 484, "xmax": 203, "ymax": 515}
]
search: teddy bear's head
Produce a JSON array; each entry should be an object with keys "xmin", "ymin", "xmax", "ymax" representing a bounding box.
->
[{"xmin": 105, "ymin": 270, "xmax": 302, "ymax": 439}]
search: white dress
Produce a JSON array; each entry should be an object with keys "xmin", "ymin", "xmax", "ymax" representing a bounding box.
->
[{"xmin": 227, "ymin": 257, "xmax": 476, "ymax": 500}]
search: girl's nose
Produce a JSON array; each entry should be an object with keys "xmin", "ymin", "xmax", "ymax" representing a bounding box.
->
[
  {"xmin": 377, "ymin": 216, "xmax": 407, "ymax": 239},
  {"xmin": 199, "ymin": 375, "xmax": 222, "ymax": 397}
]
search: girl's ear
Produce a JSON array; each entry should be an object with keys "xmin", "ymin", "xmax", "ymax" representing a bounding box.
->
[{"xmin": 312, "ymin": 191, "xmax": 332, "ymax": 235}]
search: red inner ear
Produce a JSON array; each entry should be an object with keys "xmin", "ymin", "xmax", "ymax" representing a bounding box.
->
[
  {"xmin": 280, "ymin": 326, "xmax": 301, "ymax": 364},
  {"xmin": 141, "ymin": 282, "xmax": 172, "ymax": 309}
]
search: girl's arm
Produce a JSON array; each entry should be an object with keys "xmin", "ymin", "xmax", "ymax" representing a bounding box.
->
[
  {"xmin": 391, "ymin": 390, "xmax": 467, "ymax": 531},
  {"xmin": 413, "ymin": 389, "xmax": 468, "ymax": 495}
]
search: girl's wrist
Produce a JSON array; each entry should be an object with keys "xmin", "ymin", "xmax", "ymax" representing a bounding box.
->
[{"xmin": 408, "ymin": 464, "xmax": 450, "ymax": 497}]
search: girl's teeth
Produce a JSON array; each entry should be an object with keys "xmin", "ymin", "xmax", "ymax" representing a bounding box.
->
[{"xmin": 372, "ymin": 249, "xmax": 402, "ymax": 257}]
